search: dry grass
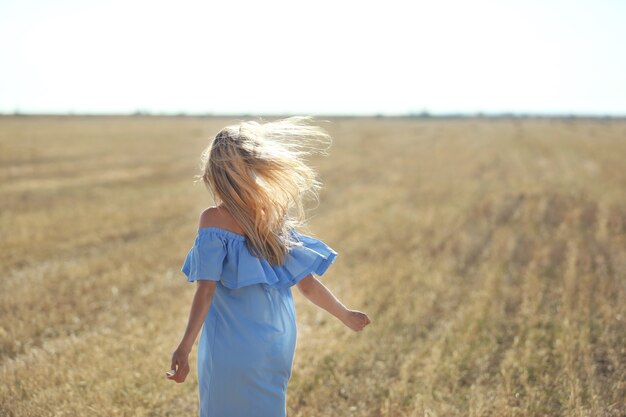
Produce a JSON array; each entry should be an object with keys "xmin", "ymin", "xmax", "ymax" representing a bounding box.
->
[{"xmin": 1, "ymin": 115, "xmax": 625, "ymax": 417}]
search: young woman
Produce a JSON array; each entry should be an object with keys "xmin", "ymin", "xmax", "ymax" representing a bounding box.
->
[{"xmin": 166, "ymin": 116, "xmax": 371, "ymax": 417}]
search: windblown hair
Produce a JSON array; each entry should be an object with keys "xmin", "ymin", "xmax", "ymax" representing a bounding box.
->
[{"xmin": 196, "ymin": 116, "xmax": 332, "ymax": 266}]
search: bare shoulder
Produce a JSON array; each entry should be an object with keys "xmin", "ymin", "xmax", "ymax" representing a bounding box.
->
[
  {"xmin": 198, "ymin": 205, "xmax": 245, "ymax": 234},
  {"xmin": 198, "ymin": 206, "xmax": 221, "ymax": 228}
]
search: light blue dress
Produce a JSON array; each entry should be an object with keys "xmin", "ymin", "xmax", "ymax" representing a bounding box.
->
[{"xmin": 181, "ymin": 227, "xmax": 338, "ymax": 417}]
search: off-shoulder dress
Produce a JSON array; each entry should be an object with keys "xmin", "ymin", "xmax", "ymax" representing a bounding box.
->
[{"xmin": 181, "ymin": 227, "xmax": 338, "ymax": 417}]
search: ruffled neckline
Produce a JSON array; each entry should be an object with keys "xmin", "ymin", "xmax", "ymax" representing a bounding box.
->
[
  {"xmin": 181, "ymin": 226, "xmax": 338, "ymax": 289},
  {"xmin": 198, "ymin": 226, "xmax": 246, "ymax": 241}
]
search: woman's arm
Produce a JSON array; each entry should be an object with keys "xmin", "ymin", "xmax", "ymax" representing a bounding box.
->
[
  {"xmin": 296, "ymin": 274, "xmax": 371, "ymax": 332},
  {"xmin": 167, "ymin": 280, "xmax": 216, "ymax": 383}
]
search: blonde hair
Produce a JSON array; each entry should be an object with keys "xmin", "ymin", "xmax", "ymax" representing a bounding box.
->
[{"xmin": 196, "ymin": 116, "xmax": 332, "ymax": 266}]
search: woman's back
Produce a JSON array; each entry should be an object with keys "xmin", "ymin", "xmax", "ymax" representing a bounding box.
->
[{"xmin": 180, "ymin": 206, "xmax": 338, "ymax": 417}]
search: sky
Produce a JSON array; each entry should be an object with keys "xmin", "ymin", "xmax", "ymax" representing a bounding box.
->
[{"xmin": 1, "ymin": 0, "xmax": 625, "ymax": 116}]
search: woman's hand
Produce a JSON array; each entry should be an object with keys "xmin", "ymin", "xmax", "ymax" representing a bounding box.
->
[
  {"xmin": 166, "ymin": 347, "xmax": 190, "ymax": 383},
  {"xmin": 296, "ymin": 276, "xmax": 372, "ymax": 332},
  {"xmin": 341, "ymin": 309, "xmax": 371, "ymax": 332}
]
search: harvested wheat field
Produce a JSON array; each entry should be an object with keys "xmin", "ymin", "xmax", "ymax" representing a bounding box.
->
[{"xmin": 0, "ymin": 115, "xmax": 625, "ymax": 417}]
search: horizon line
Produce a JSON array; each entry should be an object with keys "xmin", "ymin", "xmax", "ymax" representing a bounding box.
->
[{"xmin": 1, "ymin": 111, "xmax": 625, "ymax": 119}]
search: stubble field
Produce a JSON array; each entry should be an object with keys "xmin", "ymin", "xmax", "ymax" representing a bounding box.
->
[{"xmin": 0, "ymin": 116, "xmax": 625, "ymax": 417}]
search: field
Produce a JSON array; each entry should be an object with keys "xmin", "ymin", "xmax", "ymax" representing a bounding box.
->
[{"xmin": 1, "ymin": 115, "xmax": 625, "ymax": 417}]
